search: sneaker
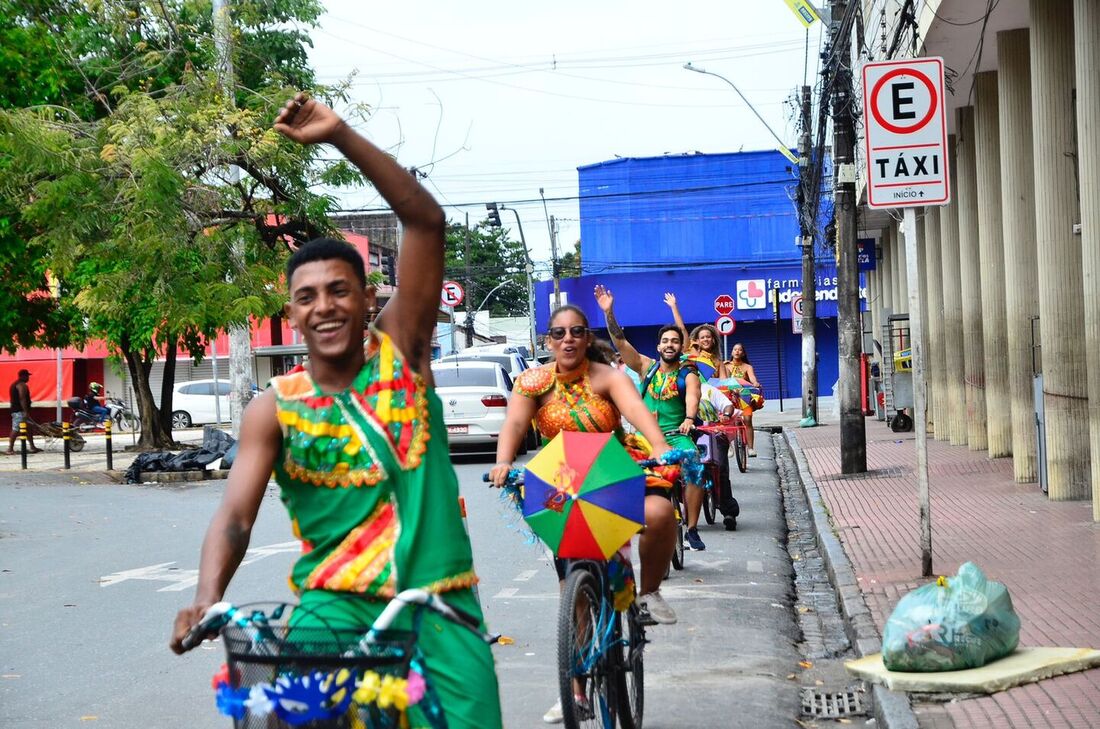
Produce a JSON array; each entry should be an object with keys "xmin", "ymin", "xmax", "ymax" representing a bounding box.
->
[
  {"xmin": 636, "ymin": 590, "xmax": 677, "ymax": 625},
  {"xmin": 686, "ymin": 527, "xmax": 706, "ymax": 551},
  {"xmin": 543, "ymin": 699, "xmax": 563, "ymax": 724},
  {"xmin": 748, "ymin": 448, "xmax": 757, "ymax": 458}
]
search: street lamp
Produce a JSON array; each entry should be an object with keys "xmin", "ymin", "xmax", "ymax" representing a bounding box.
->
[
  {"xmin": 683, "ymin": 62, "xmax": 798, "ymax": 164},
  {"xmin": 464, "ymin": 278, "xmax": 518, "ymax": 346},
  {"xmin": 486, "ymin": 203, "xmax": 538, "ymax": 358}
]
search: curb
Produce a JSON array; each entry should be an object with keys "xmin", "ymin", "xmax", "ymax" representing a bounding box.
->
[{"xmin": 781, "ymin": 428, "xmax": 920, "ymax": 729}]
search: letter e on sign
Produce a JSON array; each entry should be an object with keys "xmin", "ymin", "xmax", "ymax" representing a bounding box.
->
[{"xmin": 862, "ymin": 57, "xmax": 950, "ymax": 209}]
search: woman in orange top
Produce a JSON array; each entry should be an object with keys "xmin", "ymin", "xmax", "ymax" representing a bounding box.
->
[{"xmin": 489, "ymin": 305, "xmax": 678, "ymax": 617}]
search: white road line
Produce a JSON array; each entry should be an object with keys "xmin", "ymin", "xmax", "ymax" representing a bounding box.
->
[
  {"xmin": 513, "ymin": 569, "xmax": 539, "ymax": 582},
  {"xmin": 494, "ymin": 588, "xmax": 520, "ymax": 599}
]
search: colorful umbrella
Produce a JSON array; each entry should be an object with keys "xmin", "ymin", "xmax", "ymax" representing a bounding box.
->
[
  {"xmin": 522, "ymin": 431, "xmax": 646, "ymax": 560},
  {"xmin": 685, "ymin": 352, "xmax": 718, "ymax": 380}
]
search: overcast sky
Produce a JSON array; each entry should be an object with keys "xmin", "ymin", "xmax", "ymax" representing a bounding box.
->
[{"xmin": 307, "ymin": 1, "xmax": 825, "ymax": 272}]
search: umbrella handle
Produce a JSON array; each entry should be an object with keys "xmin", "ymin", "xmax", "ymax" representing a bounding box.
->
[{"xmin": 481, "ymin": 469, "xmax": 524, "ymax": 485}]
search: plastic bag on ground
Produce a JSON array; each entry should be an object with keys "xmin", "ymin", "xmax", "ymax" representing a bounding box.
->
[{"xmin": 882, "ymin": 562, "xmax": 1020, "ymax": 672}]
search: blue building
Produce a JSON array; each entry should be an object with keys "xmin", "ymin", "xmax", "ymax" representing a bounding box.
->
[{"xmin": 536, "ymin": 150, "xmax": 869, "ymax": 401}]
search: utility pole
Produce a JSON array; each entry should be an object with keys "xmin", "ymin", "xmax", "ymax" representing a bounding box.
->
[
  {"xmin": 213, "ymin": 0, "xmax": 254, "ymax": 435},
  {"xmin": 798, "ymin": 83, "xmax": 818, "ymax": 426},
  {"xmin": 831, "ymin": 0, "xmax": 866, "ymax": 472},
  {"xmin": 464, "ymin": 212, "xmax": 474, "ymax": 348},
  {"xmin": 540, "ymin": 188, "xmax": 561, "ymax": 309}
]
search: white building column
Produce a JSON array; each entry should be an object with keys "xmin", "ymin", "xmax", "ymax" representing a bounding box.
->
[
  {"xmin": 1032, "ymin": 0, "xmax": 1090, "ymax": 500},
  {"xmin": 956, "ymin": 106, "xmax": 988, "ymax": 451},
  {"xmin": 924, "ymin": 207, "xmax": 947, "ymax": 440},
  {"xmin": 998, "ymin": 28, "xmax": 1040, "ymax": 482},
  {"xmin": 973, "ymin": 72, "xmax": 1011, "ymax": 458},
  {"xmin": 1074, "ymin": 0, "xmax": 1100, "ymax": 517},
  {"xmin": 940, "ymin": 136, "xmax": 968, "ymax": 446}
]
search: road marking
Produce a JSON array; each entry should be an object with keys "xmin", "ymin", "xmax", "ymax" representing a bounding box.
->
[
  {"xmin": 747, "ymin": 560, "xmax": 764, "ymax": 573},
  {"xmin": 100, "ymin": 541, "xmax": 300, "ymax": 592},
  {"xmin": 494, "ymin": 588, "xmax": 519, "ymax": 599},
  {"xmin": 513, "ymin": 570, "xmax": 539, "ymax": 582}
]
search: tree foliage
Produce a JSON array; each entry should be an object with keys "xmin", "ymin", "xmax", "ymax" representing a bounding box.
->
[
  {"xmin": 444, "ymin": 220, "xmax": 529, "ymax": 318},
  {"xmin": 0, "ymin": 0, "xmax": 360, "ymax": 446},
  {"xmin": 558, "ymin": 239, "xmax": 581, "ymax": 278}
]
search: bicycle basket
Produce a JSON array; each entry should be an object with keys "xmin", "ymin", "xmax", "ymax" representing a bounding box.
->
[{"xmin": 215, "ymin": 622, "xmax": 427, "ymax": 729}]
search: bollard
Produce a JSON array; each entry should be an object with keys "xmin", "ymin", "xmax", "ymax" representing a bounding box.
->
[
  {"xmin": 104, "ymin": 418, "xmax": 113, "ymax": 471},
  {"xmin": 63, "ymin": 421, "xmax": 71, "ymax": 470},
  {"xmin": 19, "ymin": 421, "xmax": 27, "ymax": 470}
]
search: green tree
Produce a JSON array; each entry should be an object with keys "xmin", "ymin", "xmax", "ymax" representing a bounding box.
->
[
  {"xmin": 445, "ymin": 220, "xmax": 529, "ymax": 318},
  {"xmin": 557, "ymin": 239, "xmax": 582, "ymax": 278},
  {"xmin": 0, "ymin": 0, "xmax": 357, "ymax": 448}
]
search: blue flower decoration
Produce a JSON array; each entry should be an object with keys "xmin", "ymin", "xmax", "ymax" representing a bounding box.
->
[
  {"xmin": 264, "ymin": 670, "xmax": 355, "ymax": 726},
  {"xmin": 215, "ymin": 684, "xmax": 250, "ymax": 720}
]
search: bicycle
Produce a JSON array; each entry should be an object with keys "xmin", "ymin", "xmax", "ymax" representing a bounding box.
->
[
  {"xmin": 181, "ymin": 589, "xmax": 496, "ymax": 728},
  {"xmin": 695, "ymin": 422, "xmax": 743, "ymax": 531},
  {"xmin": 489, "ymin": 468, "xmax": 646, "ymax": 729}
]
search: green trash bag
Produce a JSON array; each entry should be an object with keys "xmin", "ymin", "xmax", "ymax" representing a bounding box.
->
[{"xmin": 882, "ymin": 562, "xmax": 1020, "ymax": 672}]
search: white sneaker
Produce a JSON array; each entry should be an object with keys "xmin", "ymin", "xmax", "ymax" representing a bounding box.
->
[
  {"xmin": 543, "ymin": 699, "xmax": 563, "ymax": 724},
  {"xmin": 748, "ymin": 448, "xmax": 757, "ymax": 457},
  {"xmin": 636, "ymin": 590, "xmax": 677, "ymax": 625}
]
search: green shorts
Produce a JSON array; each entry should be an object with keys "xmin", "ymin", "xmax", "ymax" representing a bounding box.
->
[{"xmin": 289, "ymin": 588, "xmax": 502, "ymax": 729}]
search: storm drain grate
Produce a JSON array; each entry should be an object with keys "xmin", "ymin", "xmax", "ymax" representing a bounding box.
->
[{"xmin": 800, "ymin": 688, "xmax": 866, "ymax": 719}]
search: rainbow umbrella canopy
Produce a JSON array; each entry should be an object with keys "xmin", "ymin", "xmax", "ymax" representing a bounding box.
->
[{"xmin": 522, "ymin": 431, "xmax": 646, "ymax": 560}]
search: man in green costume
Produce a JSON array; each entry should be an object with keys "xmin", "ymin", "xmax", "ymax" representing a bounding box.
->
[
  {"xmin": 594, "ymin": 285, "xmax": 708, "ymax": 551},
  {"xmin": 170, "ymin": 93, "xmax": 502, "ymax": 727}
]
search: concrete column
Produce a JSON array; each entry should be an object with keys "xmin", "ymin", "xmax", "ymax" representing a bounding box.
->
[
  {"xmin": 1032, "ymin": 0, "xmax": 1090, "ymax": 500},
  {"xmin": 868, "ymin": 240, "xmax": 883, "ymax": 365},
  {"xmin": 940, "ymin": 136, "xmax": 968, "ymax": 446},
  {"xmin": 956, "ymin": 106, "xmax": 988, "ymax": 451},
  {"xmin": 998, "ymin": 28, "xmax": 1040, "ymax": 482},
  {"xmin": 973, "ymin": 72, "xmax": 1012, "ymax": 457},
  {"xmin": 924, "ymin": 207, "xmax": 947, "ymax": 440},
  {"xmin": 1074, "ymin": 0, "xmax": 1100, "ymax": 517}
]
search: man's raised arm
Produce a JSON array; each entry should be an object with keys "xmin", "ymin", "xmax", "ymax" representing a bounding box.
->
[{"xmin": 594, "ymin": 284, "xmax": 648, "ymax": 376}]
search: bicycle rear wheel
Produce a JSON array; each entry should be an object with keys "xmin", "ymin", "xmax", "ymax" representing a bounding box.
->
[
  {"xmin": 733, "ymin": 431, "xmax": 748, "ymax": 473},
  {"xmin": 558, "ymin": 569, "xmax": 616, "ymax": 729},
  {"xmin": 702, "ymin": 471, "xmax": 717, "ymax": 525},
  {"xmin": 671, "ymin": 487, "xmax": 685, "ymax": 571},
  {"xmin": 615, "ymin": 604, "xmax": 645, "ymax": 729}
]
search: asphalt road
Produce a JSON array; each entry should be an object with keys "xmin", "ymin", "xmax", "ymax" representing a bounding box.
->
[{"xmin": 0, "ymin": 437, "xmax": 801, "ymax": 728}]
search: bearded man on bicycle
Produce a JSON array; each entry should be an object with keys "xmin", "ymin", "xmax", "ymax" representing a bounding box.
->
[
  {"xmin": 169, "ymin": 94, "xmax": 502, "ymax": 728},
  {"xmin": 595, "ymin": 285, "xmax": 709, "ymax": 551}
]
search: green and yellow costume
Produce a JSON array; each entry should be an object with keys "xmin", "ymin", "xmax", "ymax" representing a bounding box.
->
[{"xmin": 269, "ymin": 329, "xmax": 501, "ymax": 729}]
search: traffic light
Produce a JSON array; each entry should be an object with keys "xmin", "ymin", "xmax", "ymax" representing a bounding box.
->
[
  {"xmin": 381, "ymin": 254, "xmax": 397, "ymax": 287},
  {"xmin": 486, "ymin": 202, "xmax": 502, "ymax": 227}
]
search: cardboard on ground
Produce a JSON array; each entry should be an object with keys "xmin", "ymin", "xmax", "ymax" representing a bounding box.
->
[{"xmin": 846, "ymin": 647, "xmax": 1100, "ymax": 694}]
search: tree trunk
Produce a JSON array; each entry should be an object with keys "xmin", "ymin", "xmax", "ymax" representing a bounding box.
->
[
  {"xmin": 122, "ymin": 338, "xmax": 176, "ymax": 449},
  {"xmin": 158, "ymin": 334, "xmax": 178, "ymax": 435}
]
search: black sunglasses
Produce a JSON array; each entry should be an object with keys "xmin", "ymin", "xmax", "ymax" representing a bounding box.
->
[{"xmin": 548, "ymin": 325, "xmax": 589, "ymax": 340}]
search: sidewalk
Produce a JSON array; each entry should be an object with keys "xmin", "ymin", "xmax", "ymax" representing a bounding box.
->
[
  {"xmin": 791, "ymin": 419, "xmax": 1100, "ymax": 728},
  {"xmin": 0, "ymin": 428, "xmax": 206, "ymax": 474}
]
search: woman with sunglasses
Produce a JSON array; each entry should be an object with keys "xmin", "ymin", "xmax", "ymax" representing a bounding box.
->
[{"xmin": 489, "ymin": 304, "xmax": 679, "ymax": 722}]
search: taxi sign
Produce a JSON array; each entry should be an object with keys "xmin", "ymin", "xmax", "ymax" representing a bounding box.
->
[{"xmin": 862, "ymin": 57, "xmax": 950, "ymax": 209}]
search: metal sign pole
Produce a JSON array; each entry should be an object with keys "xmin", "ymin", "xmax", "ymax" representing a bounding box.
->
[{"xmin": 903, "ymin": 207, "xmax": 933, "ymax": 577}]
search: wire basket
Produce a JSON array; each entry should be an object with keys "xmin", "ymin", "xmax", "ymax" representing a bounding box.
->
[{"xmin": 216, "ymin": 618, "xmax": 423, "ymax": 729}]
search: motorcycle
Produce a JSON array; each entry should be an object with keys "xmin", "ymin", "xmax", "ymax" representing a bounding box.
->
[
  {"xmin": 66, "ymin": 395, "xmax": 140, "ymax": 432},
  {"xmin": 106, "ymin": 396, "xmax": 140, "ymax": 431}
]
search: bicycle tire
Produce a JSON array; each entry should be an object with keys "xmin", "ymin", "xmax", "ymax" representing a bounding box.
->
[
  {"xmin": 702, "ymin": 472, "xmax": 717, "ymax": 525},
  {"xmin": 615, "ymin": 605, "xmax": 645, "ymax": 729},
  {"xmin": 734, "ymin": 432, "xmax": 748, "ymax": 473},
  {"xmin": 558, "ymin": 569, "xmax": 616, "ymax": 729},
  {"xmin": 69, "ymin": 434, "xmax": 86, "ymax": 452},
  {"xmin": 671, "ymin": 488, "xmax": 685, "ymax": 571}
]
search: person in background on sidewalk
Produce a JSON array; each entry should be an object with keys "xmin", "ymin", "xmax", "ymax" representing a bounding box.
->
[
  {"xmin": 82, "ymin": 382, "xmax": 110, "ymax": 424},
  {"xmin": 169, "ymin": 93, "xmax": 502, "ymax": 728},
  {"xmin": 6, "ymin": 369, "xmax": 40, "ymax": 454},
  {"xmin": 595, "ymin": 285, "xmax": 711, "ymax": 552},
  {"xmin": 726, "ymin": 343, "xmax": 763, "ymax": 457}
]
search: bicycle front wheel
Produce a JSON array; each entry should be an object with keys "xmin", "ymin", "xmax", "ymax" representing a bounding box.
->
[
  {"xmin": 558, "ymin": 568, "xmax": 616, "ymax": 729},
  {"xmin": 734, "ymin": 431, "xmax": 748, "ymax": 473},
  {"xmin": 671, "ymin": 487, "xmax": 685, "ymax": 571},
  {"xmin": 615, "ymin": 604, "xmax": 645, "ymax": 729}
]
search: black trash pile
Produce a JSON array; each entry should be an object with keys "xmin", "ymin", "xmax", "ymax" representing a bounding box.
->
[{"xmin": 125, "ymin": 427, "xmax": 237, "ymax": 484}]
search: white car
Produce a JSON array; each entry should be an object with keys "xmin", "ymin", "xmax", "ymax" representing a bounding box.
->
[
  {"xmin": 431, "ymin": 361, "xmax": 527, "ymax": 454},
  {"xmin": 437, "ymin": 351, "xmax": 529, "ymax": 381},
  {"xmin": 169, "ymin": 379, "xmax": 232, "ymax": 429}
]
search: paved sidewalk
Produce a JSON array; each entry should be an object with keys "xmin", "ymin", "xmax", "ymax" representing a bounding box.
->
[
  {"xmin": 0, "ymin": 428, "xmax": 206, "ymax": 474},
  {"xmin": 791, "ymin": 419, "xmax": 1100, "ymax": 728}
]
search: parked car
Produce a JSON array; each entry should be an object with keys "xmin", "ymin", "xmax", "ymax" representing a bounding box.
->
[
  {"xmin": 436, "ymin": 351, "xmax": 530, "ymax": 381},
  {"xmin": 431, "ymin": 361, "xmax": 526, "ymax": 455},
  {"xmin": 169, "ymin": 379, "xmax": 233, "ymax": 428}
]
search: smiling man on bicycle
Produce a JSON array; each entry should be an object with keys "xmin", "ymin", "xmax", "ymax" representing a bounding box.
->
[
  {"xmin": 595, "ymin": 285, "xmax": 708, "ymax": 551},
  {"xmin": 169, "ymin": 93, "xmax": 502, "ymax": 728}
]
